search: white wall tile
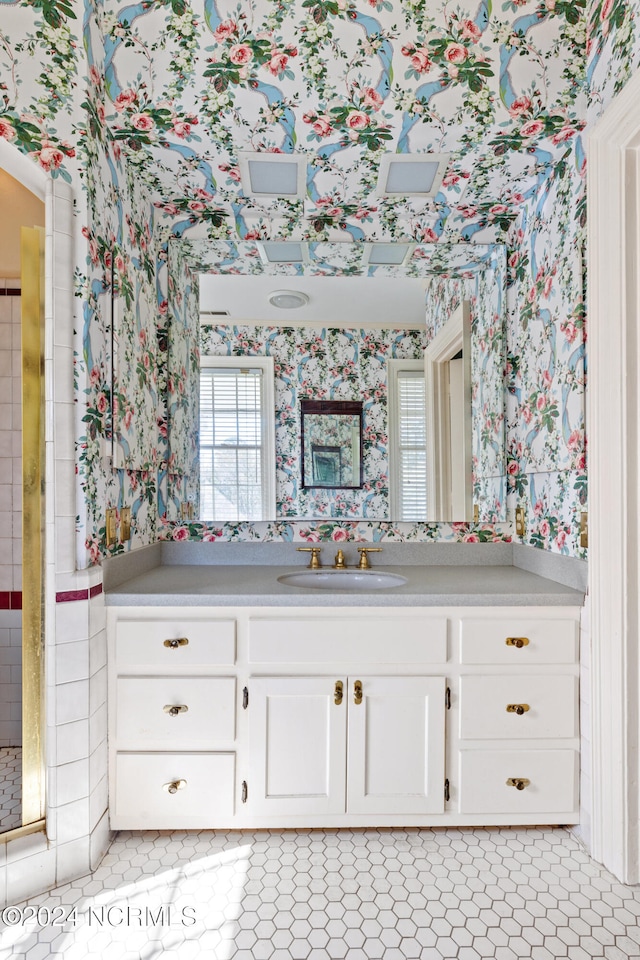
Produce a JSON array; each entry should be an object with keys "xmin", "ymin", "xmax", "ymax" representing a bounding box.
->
[
  {"xmin": 56, "ymin": 719, "xmax": 89, "ymax": 765},
  {"xmin": 53, "ymin": 797, "xmax": 90, "ymax": 845},
  {"xmin": 55, "ymin": 837, "xmax": 91, "ymax": 887},
  {"xmin": 6, "ymin": 831, "xmax": 48, "ymax": 864},
  {"xmin": 89, "ymin": 665, "xmax": 107, "ymax": 716},
  {"xmin": 88, "ymin": 774, "xmax": 108, "ymax": 833},
  {"xmin": 56, "ymin": 758, "xmax": 89, "ymax": 806},
  {"xmin": 89, "ymin": 740, "xmax": 107, "ymax": 795},
  {"xmin": 55, "ymin": 679, "xmax": 89, "ymax": 726},
  {"xmin": 90, "ymin": 809, "xmax": 112, "ymax": 871},
  {"xmin": 54, "ymin": 459, "xmax": 76, "ymax": 518},
  {"xmin": 89, "ymin": 702, "xmax": 107, "ymax": 755},
  {"xmin": 55, "ymin": 639, "xmax": 89, "ymax": 685},
  {"xmin": 7, "ymin": 848, "xmax": 56, "ymax": 904},
  {"xmin": 52, "ymin": 345, "xmax": 74, "ymax": 404},
  {"xmin": 55, "ymin": 600, "xmax": 89, "ymax": 644},
  {"xmin": 89, "ymin": 628, "xmax": 106, "ymax": 674},
  {"xmin": 53, "ymin": 401, "xmax": 75, "ymax": 463},
  {"xmin": 89, "ymin": 597, "xmax": 106, "ymax": 640}
]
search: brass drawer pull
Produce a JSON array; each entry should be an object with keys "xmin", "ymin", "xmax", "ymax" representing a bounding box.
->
[
  {"xmin": 163, "ymin": 704, "xmax": 189, "ymax": 717},
  {"xmin": 163, "ymin": 779, "xmax": 187, "ymax": 794},
  {"xmin": 506, "ymin": 703, "xmax": 530, "ymax": 715},
  {"xmin": 163, "ymin": 637, "xmax": 189, "ymax": 649},
  {"xmin": 334, "ymin": 681, "xmax": 343, "ymax": 705},
  {"xmin": 505, "ymin": 637, "xmax": 529, "ymax": 648},
  {"xmin": 506, "ymin": 777, "xmax": 530, "ymax": 791},
  {"xmin": 354, "ymin": 680, "xmax": 363, "ymax": 705}
]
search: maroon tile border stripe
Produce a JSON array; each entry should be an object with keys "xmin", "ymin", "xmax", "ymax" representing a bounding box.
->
[
  {"xmin": 0, "ymin": 289, "xmax": 21, "ymax": 297},
  {"xmin": 56, "ymin": 584, "xmax": 103, "ymax": 603},
  {"xmin": 0, "ymin": 587, "xmax": 103, "ymax": 605},
  {"xmin": 0, "ymin": 592, "xmax": 22, "ymax": 610}
]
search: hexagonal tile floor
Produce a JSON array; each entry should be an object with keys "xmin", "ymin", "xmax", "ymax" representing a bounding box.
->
[
  {"xmin": 0, "ymin": 748, "xmax": 21, "ymax": 833},
  {"xmin": 3, "ymin": 828, "xmax": 640, "ymax": 959}
]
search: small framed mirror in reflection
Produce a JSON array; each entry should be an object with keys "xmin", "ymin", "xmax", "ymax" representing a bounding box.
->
[{"xmin": 301, "ymin": 400, "xmax": 364, "ymax": 490}]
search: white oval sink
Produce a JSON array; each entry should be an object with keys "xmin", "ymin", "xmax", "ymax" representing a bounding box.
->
[{"xmin": 278, "ymin": 570, "xmax": 407, "ymax": 590}]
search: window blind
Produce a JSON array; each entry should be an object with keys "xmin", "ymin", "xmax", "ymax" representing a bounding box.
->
[
  {"xmin": 396, "ymin": 370, "xmax": 427, "ymax": 520},
  {"xmin": 199, "ymin": 367, "xmax": 264, "ymax": 521}
]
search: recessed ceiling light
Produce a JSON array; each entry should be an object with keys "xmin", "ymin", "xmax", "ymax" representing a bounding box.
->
[
  {"xmin": 268, "ymin": 290, "xmax": 309, "ymax": 309},
  {"xmin": 364, "ymin": 243, "xmax": 415, "ymax": 266},
  {"xmin": 257, "ymin": 241, "xmax": 309, "ymax": 264},
  {"xmin": 238, "ymin": 152, "xmax": 307, "ymax": 199},
  {"xmin": 376, "ymin": 154, "xmax": 450, "ymax": 197}
]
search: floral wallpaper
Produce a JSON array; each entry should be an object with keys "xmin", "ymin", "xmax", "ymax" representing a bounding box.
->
[{"xmin": 2, "ymin": 0, "xmax": 621, "ymax": 562}]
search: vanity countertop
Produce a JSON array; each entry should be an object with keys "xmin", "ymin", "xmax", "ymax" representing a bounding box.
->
[{"xmin": 104, "ymin": 562, "xmax": 584, "ymax": 607}]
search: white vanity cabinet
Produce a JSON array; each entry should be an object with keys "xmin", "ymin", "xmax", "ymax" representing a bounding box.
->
[
  {"xmin": 107, "ymin": 604, "xmax": 581, "ymax": 830},
  {"xmin": 248, "ymin": 675, "xmax": 446, "ymax": 818},
  {"xmin": 457, "ymin": 616, "xmax": 579, "ymax": 818},
  {"xmin": 109, "ymin": 616, "xmax": 238, "ymax": 829}
]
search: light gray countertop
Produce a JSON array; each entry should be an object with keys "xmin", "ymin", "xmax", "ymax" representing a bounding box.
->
[{"xmin": 104, "ymin": 562, "xmax": 585, "ymax": 607}]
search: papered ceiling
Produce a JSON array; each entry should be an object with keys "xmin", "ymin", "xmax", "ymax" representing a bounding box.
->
[{"xmin": 101, "ymin": 0, "xmax": 586, "ymax": 243}]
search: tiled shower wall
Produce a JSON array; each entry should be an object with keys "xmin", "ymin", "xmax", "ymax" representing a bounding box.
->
[{"xmin": 0, "ymin": 283, "xmax": 21, "ymax": 747}]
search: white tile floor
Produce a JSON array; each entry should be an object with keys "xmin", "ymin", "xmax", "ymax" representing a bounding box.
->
[
  {"xmin": 2, "ymin": 827, "xmax": 640, "ymax": 959},
  {"xmin": 0, "ymin": 747, "xmax": 21, "ymax": 833}
]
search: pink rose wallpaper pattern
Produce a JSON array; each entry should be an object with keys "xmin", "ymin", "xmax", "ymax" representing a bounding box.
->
[{"xmin": 1, "ymin": 0, "xmax": 625, "ymax": 561}]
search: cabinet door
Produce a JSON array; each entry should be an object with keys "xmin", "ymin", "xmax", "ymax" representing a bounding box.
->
[
  {"xmin": 249, "ymin": 677, "xmax": 347, "ymax": 816},
  {"xmin": 347, "ymin": 676, "xmax": 446, "ymax": 815}
]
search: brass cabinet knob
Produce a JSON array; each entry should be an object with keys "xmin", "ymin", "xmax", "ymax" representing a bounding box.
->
[
  {"xmin": 163, "ymin": 637, "xmax": 189, "ymax": 649},
  {"xmin": 506, "ymin": 703, "xmax": 530, "ymax": 716},
  {"xmin": 505, "ymin": 637, "xmax": 529, "ymax": 648},
  {"xmin": 163, "ymin": 704, "xmax": 189, "ymax": 717},
  {"xmin": 334, "ymin": 681, "xmax": 344, "ymax": 705},
  {"xmin": 354, "ymin": 680, "xmax": 363, "ymax": 705},
  {"xmin": 506, "ymin": 777, "xmax": 530, "ymax": 791},
  {"xmin": 163, "ymin": 779, "xmax": 187, "ymax": 794}
]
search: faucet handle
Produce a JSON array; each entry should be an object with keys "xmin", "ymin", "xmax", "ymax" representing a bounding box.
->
[
  {"xmin": 357, "ymin": 547, "xmax": 382, "ymax": 569},
  {"xmin": 297, "ymin": 546, "xmax": 322, "ymax": 569}
]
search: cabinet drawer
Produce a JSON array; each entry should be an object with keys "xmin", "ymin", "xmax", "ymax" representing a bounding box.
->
[
  {"xmin": 459, "ymin": 618, "xmax": 577, "ymax": 665},
  {"xmin": 249, "ymin": 617, "xmax": 447, "ymax": 664},
  {"xmin": 115, "ymin": 619, "xmax": 235, "ymax": 669},
  {"xmin": 114, "ymin": 752, "xmax": 235, "ymax": 827},
  {"xmin": 116, "ymin": 677, "xmax": 236, "ymax": 746},
  {"xmin": 459, "ymin": 749, "xmax": 578, "ymax": 815},
  {"xmin": 460, "ymin": 675, "xmax": 578, "ymax": 740}
]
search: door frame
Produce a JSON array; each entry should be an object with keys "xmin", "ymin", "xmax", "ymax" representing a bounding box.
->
[
  {"xmin": 587, "ymin": 68, "xmax": 640, "ymax": 882},
  {"xmin": 0, "ymin": 145, "xmax": 48, "ymax": 840},
  {"xmin": 424, "ymin": 301, "xmax": 472, "ymax": 520}
]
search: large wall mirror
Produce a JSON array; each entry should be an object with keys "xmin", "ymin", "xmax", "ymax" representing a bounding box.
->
[{"xmin": 164, "ymin": 240, "xmax": 507, "ymax": 524}]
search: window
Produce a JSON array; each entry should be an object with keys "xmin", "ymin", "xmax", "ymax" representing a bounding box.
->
[
  {"xmin": 388, "ymin": 360, "xmax": 427, "ymax": 520},
  {"xmin": 199, "ymin": 356, "xmax": 275, "ymax": 521}
]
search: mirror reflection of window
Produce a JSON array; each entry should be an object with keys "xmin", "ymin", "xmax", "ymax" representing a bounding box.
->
[
  {"xmin": 388, "ymin": 360, "xmax": 428, "ymax": 520},
  {"xmin": 199, "ymin": 356, "xmax": 275, "ymax": 521}
]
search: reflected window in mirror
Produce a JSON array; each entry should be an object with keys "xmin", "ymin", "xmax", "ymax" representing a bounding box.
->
[
  {"xmin": 199, "ymin": 356, "xmax": 275, "ymax": 520},
  {"xmin": 387, "ymin": 360, "xmax": 428, "ymax": 520}
]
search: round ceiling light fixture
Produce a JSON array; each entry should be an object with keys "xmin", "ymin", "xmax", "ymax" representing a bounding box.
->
[{"xmin": 268, "ymin": 289, "xmax": 309, "ymax": 309}]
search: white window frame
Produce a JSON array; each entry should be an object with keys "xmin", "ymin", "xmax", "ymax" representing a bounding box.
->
[
  {"xmin": 388, "ymin": 359, "xmax": 428, "ymax": 520},
  {"xmin": 200, "ymin": 355, "xmax": 276, "ymax": 520}
]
